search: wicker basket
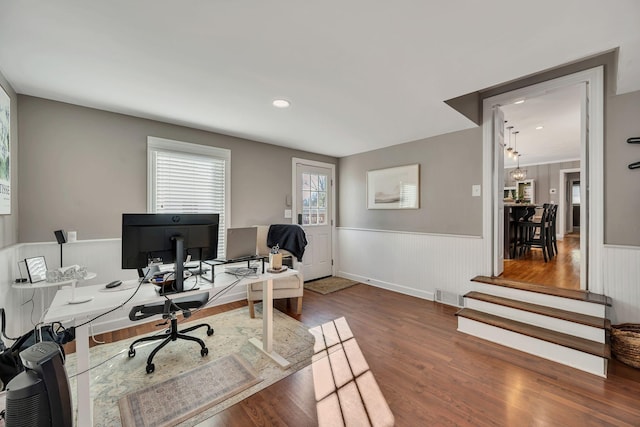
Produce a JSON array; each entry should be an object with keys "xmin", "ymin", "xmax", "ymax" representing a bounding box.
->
[{"xmin": 611, "ymin": 324, "xmax": 640, "ymax": 369}]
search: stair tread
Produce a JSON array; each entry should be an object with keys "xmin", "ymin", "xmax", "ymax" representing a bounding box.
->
[
  {"xmin": 464, "ymin": 291, "xmax": 611, "ymax": 330},
  {"xmin": 456, "ymin": 308, "xmax": 611, "ymax": 358},
  {"xmin": 471, "ymin": 276, "xmax": 612, "ymax": 306}
]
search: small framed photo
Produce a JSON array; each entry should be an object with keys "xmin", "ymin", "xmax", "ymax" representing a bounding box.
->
[
  {"xmin": 367, "ymin": 164, "xmax": 420, "ymax": 209},
  {"xmin": 25, "ymin": 256, "xmax": 47, "ymax": 283}
]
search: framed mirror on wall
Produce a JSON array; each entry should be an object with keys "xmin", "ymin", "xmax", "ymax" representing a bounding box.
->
[{"xmin": 25, "ymin": 256, "xmax": 47, "ymax": 283}]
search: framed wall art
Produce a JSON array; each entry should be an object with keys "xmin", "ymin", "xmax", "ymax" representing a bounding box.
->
[
  {"xmin": 367, "ymin": 164, "xmax": 419, "ymax": 209},
  {"xmin": 0, "ymin": 84, "xmax": 10, "ymax": 215}
]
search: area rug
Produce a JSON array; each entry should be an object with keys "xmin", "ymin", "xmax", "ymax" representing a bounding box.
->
[
  {"xmin": 305, "ymin": 276, "xmax": 359, "ymax": 295},
  {"xmin": 63, "ymin": 304, "xmax": 315, "ymax": 427},
  {"xmin": 119, "ymin": 354, "xmax": 261, "ymax": 427}
]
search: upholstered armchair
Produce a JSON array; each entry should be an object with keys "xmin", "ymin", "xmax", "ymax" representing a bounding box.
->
[{"xmin": 246, "ymin": 225, "xmax": 305, "ymax": 318}]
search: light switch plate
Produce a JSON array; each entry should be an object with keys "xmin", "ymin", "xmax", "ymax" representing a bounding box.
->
[
  {"xmin": 284, "ymin": 209, "xmax": 292, "ymax": 219},
  {"xmin": 472, "ymin": 185, "xmax": 481, "ymax": 197}
]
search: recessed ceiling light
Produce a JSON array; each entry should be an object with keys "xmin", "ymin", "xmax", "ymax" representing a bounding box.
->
[
  {"xmin": 272, "ymin": 99, "xmax": 291, "ymax": 108},
  {"xmin": 514, "ymin": 99, "xmax": 525, "ymax": 105},
  {"xmin": 535, "ymin": 125, "xmax": 544, "ymax": 130}
]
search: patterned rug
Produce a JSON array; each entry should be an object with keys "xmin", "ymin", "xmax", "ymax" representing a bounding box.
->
[
  {"xmin": 63, "ymin": 304, "xmax": 315, "ymax": 427},
  {"xmin": 119, "ymin": 354, "xmax": 261, "ymax": 427},
  {"xmin": 305, "ymin": 276, "xmax": 359, "ymax": 295}
]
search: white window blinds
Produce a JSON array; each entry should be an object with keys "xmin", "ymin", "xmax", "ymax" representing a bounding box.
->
[
  {"xmin": 147, "ymin": 137, "xmax": 230, "ymax": 257},
  {"xmin": 153, "ymin": 151, "xmax": 226, "ymax": 214}
]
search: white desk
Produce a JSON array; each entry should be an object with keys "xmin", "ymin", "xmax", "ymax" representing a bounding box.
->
[
  {"xmin": 43, "ymin": 267, "xmax": 300, "ymax": 427},
  {"xmin": 12, "ymin": 273, "xmax": 96, "ymax": 320}
]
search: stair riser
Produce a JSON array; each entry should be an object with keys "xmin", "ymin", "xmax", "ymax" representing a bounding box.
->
[
  {"xmin": 465, "ymin": 299, "xmax": 606, "ymax": 343},
  {"xmin": 473, "ymin": 283, "xmax": 606, "ymax": 317},
  {"xmin": 457, "ymin": 317, "xmax": 608, "ymax": 377}
]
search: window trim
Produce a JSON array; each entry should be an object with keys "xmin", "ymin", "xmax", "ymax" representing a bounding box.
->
[{"xmin": 146, "ymin": 135, "xmax": 231, "ymax": 225}]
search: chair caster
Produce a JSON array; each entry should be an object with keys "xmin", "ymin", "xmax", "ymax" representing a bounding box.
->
[
  {"xmin": 201, "ymin": 347, "xmax": 208, "ymax": 357},
  {"xmin": 207, "ymin": 328, "xmax": 214, "ymax": 336},
  {"xmin": 146, "ymin": 363, "xmax": 155, "ymax": 374},
  {"xmin": 128, "ymin": 348, "xmax": 136, "ymax": 358}
]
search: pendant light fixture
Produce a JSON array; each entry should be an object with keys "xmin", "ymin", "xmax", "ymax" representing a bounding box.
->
[
  {"xmin": 511, "ymin": 130, "xmax": 520, "ymax": 159},
  {"xmin": 510, "ymin": 130, "xmax": 527, "ymax": 181},
  {"xmin": 505, "ymin": 125, "xmax": 514, "ymax": 158}
]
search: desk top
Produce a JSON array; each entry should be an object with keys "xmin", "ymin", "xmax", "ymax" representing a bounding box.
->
[
  {"xmin": 12, "ymin": 272, "xmax": 97, "ymax": 290},
  {"xmin": 43, "ymin": 268, "xmax": 299, "ymax": 324}
]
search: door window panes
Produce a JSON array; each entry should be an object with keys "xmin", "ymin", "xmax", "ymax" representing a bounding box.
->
[{"xmin": 301, "ymin": 172, "xmax": 328, "ymax": 225}]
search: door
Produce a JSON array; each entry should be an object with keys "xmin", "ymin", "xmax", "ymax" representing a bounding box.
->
[
  {"xmin": 493, "ymin": 106, "xmax": 505, "ymax": 275},
  {"xmin": 294, "ymin": 161, "xmax": 333, "ymax": 281}
]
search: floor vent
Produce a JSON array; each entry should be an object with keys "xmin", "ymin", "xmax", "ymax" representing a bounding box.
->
[{"xmin": 435, "ymin": 289, "xmax": 464, "ymax": 307}]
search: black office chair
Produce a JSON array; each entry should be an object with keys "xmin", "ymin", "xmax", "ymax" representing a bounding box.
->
[{"xmin": 127, "ymin": 292, "xmax": 213, "ymax": 373}]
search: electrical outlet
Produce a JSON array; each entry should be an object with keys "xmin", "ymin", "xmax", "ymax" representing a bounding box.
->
[
  {"xmin": 472, "ymin": 185, "xmax": 481, "ymax": 197},
  {"xmin": 284, "ymin": 209, "xmax": 292, "ymax": 219}
]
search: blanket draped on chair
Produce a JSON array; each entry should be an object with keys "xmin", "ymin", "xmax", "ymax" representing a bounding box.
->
[{"xmin": 267, "ymin": 224, "xmax": 308, "ymax": 261}]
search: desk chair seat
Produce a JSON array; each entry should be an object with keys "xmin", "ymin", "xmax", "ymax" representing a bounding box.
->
[{"xmin": 127, "ymin": 292, "xmax": 213, "ymax": 374}]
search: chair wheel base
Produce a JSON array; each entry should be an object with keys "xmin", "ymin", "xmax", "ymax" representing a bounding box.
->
[
  {"xmin": 128, "ymin": 348, "xmax": 135, "ymax": 358},
  {"xmin": 201, "ymin": 347, "xmax": 209, "ymax": 357},
  {"xmin": 146, "ymin": 363, "xmax": 155, "ymax": 374},
  {"xmin": 207, "ymin": 328, "xmax": 214, "ymax": 336}
]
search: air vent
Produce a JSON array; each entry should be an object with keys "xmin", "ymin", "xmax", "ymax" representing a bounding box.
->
[{"xmin": 435, "ymin": 289, "xmax": 464, "ymax": 307}]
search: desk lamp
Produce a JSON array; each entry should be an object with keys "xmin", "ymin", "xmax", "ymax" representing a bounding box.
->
[{"xmin": 54, "ymin": 230, "xmax": 66, "ymax": 268}]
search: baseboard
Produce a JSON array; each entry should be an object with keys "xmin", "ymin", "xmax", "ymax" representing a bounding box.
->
[{"xmin": 337, "ymin": 271, "xmax": 434, "ymax": 301}]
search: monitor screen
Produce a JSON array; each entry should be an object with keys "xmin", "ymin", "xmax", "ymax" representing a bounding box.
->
[{"xmin": 121, "ymin": 213, "xmax": 220, "ymax": 292}]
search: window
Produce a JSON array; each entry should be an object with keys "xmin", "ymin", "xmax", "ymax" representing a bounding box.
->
[
  {"xmin": 301, "ymin": 172, "xmax": 328, "ymax": 225},
  {"xmin": 572, "ymin": 181, "xmax": 581, "ymax": 205},
  {"xmin": 147, "ymin": 137, "xmax": 230, "ymax": 257}
]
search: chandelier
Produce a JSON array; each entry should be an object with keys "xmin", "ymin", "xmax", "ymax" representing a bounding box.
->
[{"xmin": 509, "ymin": 130, "xmax": 527, "ymax": 181}]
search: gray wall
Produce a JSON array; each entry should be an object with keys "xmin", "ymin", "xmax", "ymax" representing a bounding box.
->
[
  {"xmin": 0, "ymin": 71, "xmax": 18, "ymax": 249},
  {"xmin": 338, "ymin": 127, "xmax": 483, "ymax": 236},
  {"xmin": 605, "ymin": 90, "xmax": 640, "ymax": 246},
  {"xmin": 504, "ymin": 160, "xmax": 580, "ymax": 205},
  {"xmin": 18, "ymin": 96, "xmax": 337, "ymax": 242}
]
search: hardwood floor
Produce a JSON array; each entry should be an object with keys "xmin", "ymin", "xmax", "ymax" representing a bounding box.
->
[
  {"xmin": 79, "ymin": 283, "xmax": 640, "ymax": 426},
  {"xmin": 502, "ymin": 233, "xmax": 580, "ymax": 289}
]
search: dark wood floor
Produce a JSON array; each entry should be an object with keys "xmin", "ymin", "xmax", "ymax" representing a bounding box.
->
[
  {"xmin": 502, "ymin": 233, "xmax": 581, "ymax": 289},
  {"xmin": 85, "ymin": 283, "xmax": 640, "ymax": 426}
]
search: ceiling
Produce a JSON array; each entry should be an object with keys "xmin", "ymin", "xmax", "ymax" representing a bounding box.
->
[
  {"xmin": 1, "ymin": 1, "xmax": 639, "ymax": 158},
  {"xmin": 501, "ymin": 84, "xmax": 582, "ymax": 168}
]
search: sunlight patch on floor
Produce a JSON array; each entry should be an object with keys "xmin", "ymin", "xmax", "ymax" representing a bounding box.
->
[{"xmin": 309, "ymin": 317, "xmax": 394, "ymax": 427}]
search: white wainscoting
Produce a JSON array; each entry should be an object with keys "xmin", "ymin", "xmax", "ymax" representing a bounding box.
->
[
  {"xmin": 603, "ymin": 245, "xmax": 640, "ymax": 324},
  {"xmin": 336, "ymin": 228, "xmax": 486, "ymax": 301},
  {"xmin": 0, "ymin": 244, "xmax": 24, "ymax": 338}
]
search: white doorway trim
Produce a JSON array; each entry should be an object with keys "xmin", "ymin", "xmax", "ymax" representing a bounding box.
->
[
  {"xmin": 291, "ymin": 158, "xmax": 337, "ymax": 277},
  {"xmin": 558, "ymin": 167, "xmax": 580, "ymax": 238},
  {"xmin": 482, "ymin": 66, "xmax": 604, "ymax": 293}
]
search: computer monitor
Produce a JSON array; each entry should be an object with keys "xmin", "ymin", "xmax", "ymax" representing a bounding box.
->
[{"xmin": 121, "ymin": 213, "xmax": 220, "ymax": 293}]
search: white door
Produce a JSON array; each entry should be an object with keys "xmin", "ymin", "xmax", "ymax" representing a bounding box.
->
[
  {"xmin": 295, "ymin": 161, "xmax": 333, "ymax": 281},
  {"xmin": 493, "ymin": 106, "xmax": 505, "ymax": 276}
]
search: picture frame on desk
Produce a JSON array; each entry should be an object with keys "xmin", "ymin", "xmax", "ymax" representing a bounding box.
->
[{"xmin": 25, "ymin": 256, "xmax": 47, "ymax": 283}]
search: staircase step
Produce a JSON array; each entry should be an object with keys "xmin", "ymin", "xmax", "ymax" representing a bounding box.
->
[
  {"xmin": 471, "ymin": 276, "xmax": 611, "ymax": 306},
  {"xmin": 455, "ymin": 308, "xmax": 610, "ymax": 359},
  {"xmin": 464, "ymin": 292, "xmax": 610, "ymax": 330}
]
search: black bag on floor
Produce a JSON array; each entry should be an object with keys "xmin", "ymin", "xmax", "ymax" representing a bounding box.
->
[{"xmin": 0, "ymin": 308, "xmax": 73, "ymax": 390}]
